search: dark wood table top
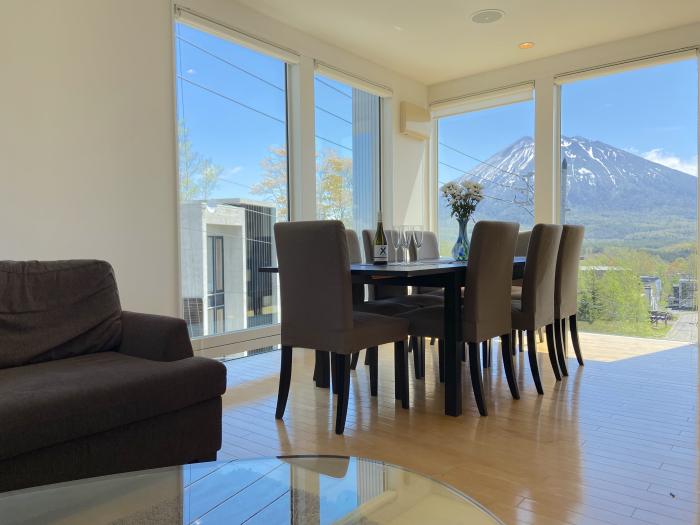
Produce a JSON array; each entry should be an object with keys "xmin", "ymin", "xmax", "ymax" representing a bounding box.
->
[{"xmin": 260, "ymin": 257, "xmax": 526, "ymax": 277}]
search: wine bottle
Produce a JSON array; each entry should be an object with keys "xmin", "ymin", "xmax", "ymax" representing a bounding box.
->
[{"xmin": 373, "ymin": 210, "xmax": 388, "ymax": 265}]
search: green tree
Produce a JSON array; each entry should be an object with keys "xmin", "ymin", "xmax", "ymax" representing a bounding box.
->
[
  {"xmin": 316, "ymin": 148, "xmax": 353, "ymax": 224},
  {"xmin": 251, "ymin": 146, "xmax": 289, "ymax": 220},
  {"xmin": 178, "ymin": 122, "xmax": 223, "ymax": 201}
]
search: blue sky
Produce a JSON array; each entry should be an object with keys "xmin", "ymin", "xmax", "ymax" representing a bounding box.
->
[{"xmin": 176, "ymin": 22, "xmax": 699, "ymax": 206}]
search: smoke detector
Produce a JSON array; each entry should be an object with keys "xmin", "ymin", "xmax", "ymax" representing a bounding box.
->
[{"xmin": 471, "ymin": 9, "xmax": 505, "ymax": 24}]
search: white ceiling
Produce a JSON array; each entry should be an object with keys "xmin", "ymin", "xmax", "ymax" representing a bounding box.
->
[{"xmin": 236, "ymin": 0, "xmax": 700, "ymax": 85}]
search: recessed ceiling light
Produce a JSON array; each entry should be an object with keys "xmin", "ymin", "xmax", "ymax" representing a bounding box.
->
[
  {"xmin": 518, "ymin": 41, "xmax": 535, "ymax": 49},
  {"xmin": 471, "ymin": 9, "xmax": 505, "ymax": 24}
]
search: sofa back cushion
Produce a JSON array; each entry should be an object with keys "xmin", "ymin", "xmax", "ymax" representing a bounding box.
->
[{"xmin": 0, "ymin": 260, "xmax": 122, "ymax": 368}]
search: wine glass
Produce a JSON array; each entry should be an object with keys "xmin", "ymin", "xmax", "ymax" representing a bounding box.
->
[
  {"xmin": 390, "ymin": 228, "xmax": 402, "ymax": 264},
  {"xmin": 412, "ymin": 226, "xmax": 424, "ymax": 261},
  {"xmin": 399, "ymin": 225, "xmax": 411, "ymax": 263}
]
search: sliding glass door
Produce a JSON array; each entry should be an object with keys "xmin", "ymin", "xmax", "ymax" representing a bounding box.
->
[
  {"xmin": 559, "ymin": 58, "xmax": 698, "ymax": 341},
  {"xmin": 175, "ymin": 22, "xmax": 288, "ymax": 340}
]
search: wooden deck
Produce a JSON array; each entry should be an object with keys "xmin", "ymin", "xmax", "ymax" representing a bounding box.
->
[{"xmin": 219, "ymin": 333, "xmax": 698, "ymax": 525}]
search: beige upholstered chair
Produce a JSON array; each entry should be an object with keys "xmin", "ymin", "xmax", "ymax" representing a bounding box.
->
[
  {"xmin": 274, "ymin": 221, "xmax": 410, "ymax": 434},
  {"xmin": 397, "ymin": 221, "xmax": 520, "ymax": 416},
  {"xmin": 511, "ymin": 224, "xmax": 563, "ymax": 394},
  {"xmin": 511, "ymin": 229, "xmax": 532, "ymax": 352},
  {"xmin": 345, "ymin": 229, "xmax": 416, "ymax": 380},
  {"xmin": 553, "ymin": 225, "xmax": 586, "ymax": 375}
]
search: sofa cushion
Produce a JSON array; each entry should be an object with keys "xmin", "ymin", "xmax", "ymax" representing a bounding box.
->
[
  {"xmin": 0, "ymin": 352, "xmax": 227, "ymax": 461},
  {"xmin": 0, "ymin": 260, "xmax": 122, "ymax": 368}
]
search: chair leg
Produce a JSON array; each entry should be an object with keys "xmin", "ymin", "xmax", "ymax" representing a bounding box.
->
[
  {"xmin": 545, "ymin": 324, "xmax": 562, "ymax": 381},
  {"xmin": 350, "ymin": 351, "xmax": 360, "ymax": 371},
  {"xmin": 526, "ymin": 330, "xmax": 544, "ymax": 395},
  {"xmin": 500, "ymin": 333, "xmax": 520, "ymax": 400},
  {"xmin": 430, "ymin": 337, "xmax": 436, "ymax": 346},
  {"xmin": 330, "ymin": 353, "xmax": 339, "ymax": 395},
  {"xmin": 412, "ymin": 337, "xmax": 423, "ymax": 379},
  {"xmin": 334, "ymin": 353, "xmax": 351, "ymax": 435},
  {"xmin": 518, "ymin": 330, "xmax": 524, "ymax": 353},
  {"xmin": 438, "ymin": 339, "xmax": 445, "ymax": 383},
  {"xmin": 553, "ymin": 318, "xmax": 569, "ymax": 377},
  {"xmin": 394, "ymin": 340, "xmax": 409, "ymax": 409},
  {"xmin": 511, "ymin": 330, "xmax": 517, "ymax": 355},
  {"xmin": 569, "ymin": 315, "xmax": 584, "ymax": 366},
  {"xmin": 315, "ymin": 351, "xmax": 330, "ymax": 389},
  {"xmin": 482, "ymin": 340, "xmax": 489, "ymax": 369},
  {"xmin": 461, "ymin": 343, "xmax": 466, "ymax": 362},
  {"xmin": 419, "ymin": 337, "xmax": 426, "ymax": 378},
  {"xmin": 538, "ymin": 327, "xmax": 544, "ymax": 343},
  {"xmin": 275, "ymin": 346, "xmax": 293, "ymax": 419},
  {"xmin": 364, "ymin": 350, "xmax": 370, "ymax": 366},
  {"xmin": 468, "ymin": 342, "xmax": 487, "ymax": 416},
  {"xmin": 561, "ymin": 318, "xmax": 568, "ymax": 356},
  {"xmin": 367, "ymin": 346, "xmax": 378, "ymax": 396}
]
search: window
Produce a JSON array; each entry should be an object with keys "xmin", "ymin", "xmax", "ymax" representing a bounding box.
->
[
  {"xmin": 436, "ymin": 98, "xmax": 535, "ymax": 256},
  {"xmin": 175, "ymin": 22, "xmax": 288, "ymax": 339},
  {"xmin": 559, "ymin": 58, "xmax": 698, "ymax": 341},
  {"xmin": 314, "ymin": 74, "xmax": 381, "ymax": 234},
  {"xmin": 207, "ymin": 236, "xmax": 225, "ymax": 334}
]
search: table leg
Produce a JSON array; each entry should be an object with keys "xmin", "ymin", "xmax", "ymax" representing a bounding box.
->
[{"xmin": 443, "ymin": 272, "xmax": 462, "ymax": 416}]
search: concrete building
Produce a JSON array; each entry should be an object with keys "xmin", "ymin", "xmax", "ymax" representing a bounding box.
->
[{"xmin": 180, "ymin": 199, "xmax": 278, "ymax": 337}]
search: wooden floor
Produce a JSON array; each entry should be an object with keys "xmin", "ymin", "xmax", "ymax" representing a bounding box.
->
[{"xmin": 219, "ymin": 333, "xmax": 698, "ymax": 525}]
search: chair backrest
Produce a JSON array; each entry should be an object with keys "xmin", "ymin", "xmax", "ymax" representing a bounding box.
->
[
  {"xmin": 409, "ymin": 230, "xmax": 440, "ymax": 261},
  {"xmin": 521, "ymin": 223, "xmax": 563, "ymax": 328},
  {"xmin": 362, "ymin": 229, "xmax": 407, "ymax": 299},
  {"xmin": 463, "ymin": 221, "xmax": 519, "ymax": 342},
  {"xmin": 275, "ymin": 221, "xmax": 353, "ymax": 345},
  {"xmin": 515, "ymin": 230, "xmax": 531, "ymax": 257},
  {"xmin": 345, "ymin": 229, "xmax": 363, "ymax": 264},
  {"xmin": 555, "ymin": 225, "xmax": 585, "ymax": 319}
]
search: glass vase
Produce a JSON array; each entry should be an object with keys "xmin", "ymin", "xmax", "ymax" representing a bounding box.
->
[{"xmin": 451, "ymin": 218, "xmax": 470, "ymax": 261}]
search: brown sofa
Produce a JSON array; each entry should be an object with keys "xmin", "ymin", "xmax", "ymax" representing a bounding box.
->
[{"xmin": 0, "ymin": 260, "xmax": 227, "ymax": 492}]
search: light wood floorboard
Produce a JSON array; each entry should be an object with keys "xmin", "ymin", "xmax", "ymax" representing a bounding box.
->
[{"xmin": 219, "ymin": 333, "xmax": 699, "ymax": 524}]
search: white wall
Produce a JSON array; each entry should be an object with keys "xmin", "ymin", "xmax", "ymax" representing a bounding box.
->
[
  {"xmin": 0, "ymin": 0, "xmax": 179, "ymax": 315},
  {"xmin": 0, "ymin": 0, "xmax": 429, "ymax": 318}
]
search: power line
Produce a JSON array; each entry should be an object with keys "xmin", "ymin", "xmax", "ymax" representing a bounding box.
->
[
  {"xmin": 315, "ymin": 105, "xmax": 352, "ymax": 125},
  {"xmin": 178, "ymin": 75, "xmax": 286, "ymax": 125},
  {"xmin": 316, "ymin": 135, "xmax": 353, "ymax": 153},
  {"xmin": 439, "ymin": 161, "xmax": 529, "ymax": 194},
  {"xmin": 316, "ymin": 77, "xmax": 352, "ymax": 99},
  {"xmin": 439, "ymin": 141, "xmax": 530, "ymax": 179},
  {"xmin": 177, "ymin": 35, "xmax": 285, "ymax": 93}
]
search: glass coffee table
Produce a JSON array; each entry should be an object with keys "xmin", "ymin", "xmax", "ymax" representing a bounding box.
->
[{"xmin": 0, "ymin": 455, "xmax": 503, "ymax": 524}]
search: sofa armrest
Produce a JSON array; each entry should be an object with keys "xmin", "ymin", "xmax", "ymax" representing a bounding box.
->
[{"xmin": 117, "ymin": 311, "xmax": 194, "ymax": 362}]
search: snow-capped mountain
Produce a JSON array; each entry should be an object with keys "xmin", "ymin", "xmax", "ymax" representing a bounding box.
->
[{"xmin": 441, "ymin": 136, "xmax": 697, "ymax": 227}]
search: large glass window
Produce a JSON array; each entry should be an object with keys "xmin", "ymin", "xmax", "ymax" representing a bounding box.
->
[
  {"xmin": 175, "ymin": 22, "xmax": 287, "ymax": 338},
  {"xmin": 436, "ymin": 100, "xmax": 535, "ymax": 256},
  {"xmin": 560, "ymin": 58, "xmax": 698, "ymax": 341},
  {"xmin": 314, "ymin": 74, "xmax": 381, "ymax": 234}
]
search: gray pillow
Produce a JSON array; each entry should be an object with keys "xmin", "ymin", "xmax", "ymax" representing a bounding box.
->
[{"xmin": 0, "ymin": 260, "xmax": 122, "ymax": 368}]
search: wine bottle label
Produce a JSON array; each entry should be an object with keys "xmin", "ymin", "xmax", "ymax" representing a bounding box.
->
[{"xmin": 374, "ymin": 245, "xmax": 388, "ymax": 261}]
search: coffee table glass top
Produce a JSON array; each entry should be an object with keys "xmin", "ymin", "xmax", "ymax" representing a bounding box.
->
[{"xmin": 1, "ymin": 456, "xmax": 503, "ymax": 524}]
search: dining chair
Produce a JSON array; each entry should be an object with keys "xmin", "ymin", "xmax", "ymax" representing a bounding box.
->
[
  {"xmin": 397, "ymin": 221, "xmax": 520, "ymax": 416},
  {"xmin": 345, "ymin": 229, "xmax": 416, "ymax": 382},
  {"xmin": 512, "ymin": 230, "xmax": 531, "ymax": 353},
  {"xmin": 274, "ymin": 220, "xmax": 411, "ymax": 434},
  {"xmin": 361, "ymin": 228, "xmax": 442, "ymax": 380},
  {"xmin": 553, "ymin": 225, "xmax": 586, "ymax": 376},
  {"xmin": 511, "ymin": 223, "xmax": 563, "ymax": 395}
]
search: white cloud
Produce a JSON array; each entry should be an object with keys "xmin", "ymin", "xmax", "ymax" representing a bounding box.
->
[
  {"xmin": 186, "ymin": 68, "xmax": 196, "ymax": 75},
  {"xmin": 642, "ymin": 148, "xmax": 698, "ymax": 176},
  {"xmin": 229, "ymin": 166, "xmax": 243, "ymax": 175}
]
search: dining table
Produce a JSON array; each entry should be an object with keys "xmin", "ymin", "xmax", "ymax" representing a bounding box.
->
[{"xmin": 261, "ymin": 257, "xmax": 526, "ymax": 417}]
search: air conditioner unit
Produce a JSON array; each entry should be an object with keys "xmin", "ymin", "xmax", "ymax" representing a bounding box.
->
[{"xmin": 399, "ymin": 101, "xmax": 430, "ymax": 141}]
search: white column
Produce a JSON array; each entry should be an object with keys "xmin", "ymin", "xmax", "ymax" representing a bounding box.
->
[
  {"xmin": 287, "ymin": 56, "xmax": 317, "ymax": 221},
  {"xmin": 534, "ymin": 76, "xmax": 559, "ymax": 224}
]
